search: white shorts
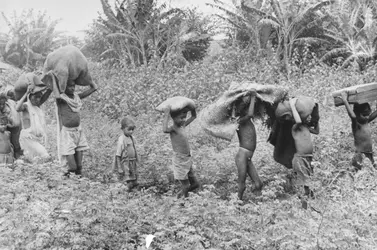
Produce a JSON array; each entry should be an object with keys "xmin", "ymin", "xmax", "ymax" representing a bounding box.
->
[{"xmin": 60, "ymin": 126, "xmax": 89, "ymax": 155}]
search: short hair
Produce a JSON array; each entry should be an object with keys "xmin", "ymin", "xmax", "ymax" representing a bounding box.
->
[
  {"xmin": 0, "ymin": 93, "xmax": 8, "ymax": 101},
  {"xmin": 353, "ymin": 103, "xmax": 371, "ymax": 114},
  {"xmin": 121, "ymin": 116, "xmax": 135, "ymax": 129},
  {"xmin": 170, "ymin": 107, "xmax": 189, "ymax": 118}
]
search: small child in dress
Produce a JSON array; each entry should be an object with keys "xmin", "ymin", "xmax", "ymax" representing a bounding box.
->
[
  {"xmin": 163, "ymin": 106, "xmax": 200, "ymax": 198},
  {"xmin": 339, "ymin": 92, "xmax": 377, "ymax": 169},
  {"xmin": 113, "ymin": 116, "xmax": 139, "ymax": 191}
]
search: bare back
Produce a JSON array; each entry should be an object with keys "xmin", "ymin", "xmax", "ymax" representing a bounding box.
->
[
  {"xmin": 292, "ymin": 124, "xmax": 313, "ymax": 155},
  {"xmin": 352, "ymin": 119, "xmax": 372, "ymax": 153},
  {"xmin": 170, "ymin": 125, "xmax": 190, "ymax": 155}
]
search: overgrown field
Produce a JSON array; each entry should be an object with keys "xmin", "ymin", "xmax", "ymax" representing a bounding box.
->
[{"xmin": 1, "ymin": 54, "xmax": 377, "ymax": 249}]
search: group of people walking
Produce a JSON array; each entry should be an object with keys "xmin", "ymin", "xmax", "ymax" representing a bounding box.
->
[{"xmin": 1, "ymin": 45, "xmax": 375, "ymax": 211}]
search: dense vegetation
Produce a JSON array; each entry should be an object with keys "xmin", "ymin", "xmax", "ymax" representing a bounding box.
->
[{"xmin": 1, "ymin": 0, "xmax": 377, "ymax": 249}]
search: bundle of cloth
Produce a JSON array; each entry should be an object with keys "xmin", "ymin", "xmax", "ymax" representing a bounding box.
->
[
  {"xmin": 199, "ymin": 81, "xmax": 288, "ymax": 141},
  {"xmin": 155, "ymin": 96, "xmax": 195, "ymax": 112},
  {"xmin": 268, "ymin": 95, "xmax": 319, "ymax": 169},
  {"xmin": 14, "ymin": 72, "xmax": 48, "ymax": 100},
  {"xmin": 41, "ymin": 45, "xmax": 95, "ymax": 97}
]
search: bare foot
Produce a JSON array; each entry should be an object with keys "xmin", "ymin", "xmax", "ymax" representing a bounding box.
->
[{"xmin": 251, "ymin": 182, "xmax": 263, "ymax": 195}]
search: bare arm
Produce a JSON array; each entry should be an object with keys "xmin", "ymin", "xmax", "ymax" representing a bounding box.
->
[
  {"xmin": 184, "ymin": 108, "xmax": 197, "ymax": 127},
  {"xmin": 368, "ymin": 109, "xmax": 377, "ymax": 122},
  {"xmin": 116, "ymin": 156, "xmax": 122, "ymax": 172},
  {"xmin": 289, "ymin": 98, "xmax": 302, "ymax": 124},
  {"xmin": 162, "ymin": 109, "xmax": 174, "ymax": 133},
  {"xmin": 15, "ymin": 85, "xmax": 33, "ymax": 112},
  {"xmin": 39, "ymin": 89, "xmax": 52, "ymax": 105},
  {"xmin": 237, "ymin": 91, "xmax": 256, "ymax": 124},
  {"xmin": 309, "ymin": 122, "xmax": 319, "ymax": 135},
  {"xmin": 78, "ymin": 81, "xmax": 98, "ymax": 99},
  {"xmin": 340, "ymin": 92, "xmax": 356, "ymax": 119}
]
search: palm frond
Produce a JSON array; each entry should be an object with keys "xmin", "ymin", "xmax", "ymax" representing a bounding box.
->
[
  {"xmin": 258, "ymin": 18, "xmax": 280, "ymax": 28},
  {"xmin": 320, "ymin": 47, "xmax": 349, "ymax": 61},
  {"xmin": 100, "ymin": 0, "xmax": 119, "ymax": 25}
]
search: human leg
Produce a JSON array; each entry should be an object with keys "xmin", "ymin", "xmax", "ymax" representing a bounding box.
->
[
  {"xmin": 247, "ymin": 159, "xmax": 263, "ymax": 192},
  {"xmin": 235, "ymin": 148, "xmax": 248, "ymax": 200},
  {"xmin": 177, "ymin": 179, "xmax": 190, "ymax": 198},
  {"xmin": 292, "ymin": 154, "xmax": 314, "ymax": 209},
  {"xmin": 74, "ymin": 150, "xmax": 83, "ymax": 175},
  {"xmin": 8, "ymin": 126, "xmax": 22, "ymax": 159},
  {"xmin": 187, "ymin": 169, "xmax": 200, "ymax": 192},
  {"xmin": 363, "ymin": 153, "xmax": 376, "ymax": 168},
  {"xmin": 66, "ymin": 154, "xmax": 77, "ymax": 172},
  {"xmin": 351, "ymin": 152, "xmax": 363, "ymax": 171}
]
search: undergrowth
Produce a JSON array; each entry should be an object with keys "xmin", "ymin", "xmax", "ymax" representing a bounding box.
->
[{"xmin": 1, "ymin": 51, "xmax": 377, "ymax": 249}]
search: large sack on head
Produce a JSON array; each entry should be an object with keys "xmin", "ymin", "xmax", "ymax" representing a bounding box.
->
[
  {"xmin": 155, "ymin": 96, "xmax": 195, "ymax": 112},
  {"xmin": 41, "ymin": 45, "xmax": 94, "ymax": 97},
  {"xmin": 199, "ymin": 81, "xmax": 287, "ymax": 141},
  {"xmin": 275, "ymin": 95, "xmax": 316, "ymax": 122},
  {"xmin": 14, "ymin": 72, "xmax": 47, "ymax": 100}
]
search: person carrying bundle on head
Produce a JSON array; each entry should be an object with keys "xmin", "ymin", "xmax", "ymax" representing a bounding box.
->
[{"xmin": 157, "ymin": 96, "xmax": 200, "ymax": 198}]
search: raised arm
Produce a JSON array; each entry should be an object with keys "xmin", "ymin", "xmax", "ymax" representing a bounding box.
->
[
  {"xmin": 340, "ymin": 91, "xmax": 356, "ymax": 119},
  {"xmin": 184, "ymin": 108, "xmax": 197, "ymax": 127},
  {"xmin": 368, "ymin": 109, "xmax": 377, "ymax": 122},
  {"xmin": 309, "ymin": 122, "xmax": 320, "ymax": 134},
  {"xmin": 162, "ymin": 108, "xmax": 174, "ymax": 133},
  {"xmin": 289, "ymin": 98, "xmax": 302, "ymax": 124},
  {"xmin": 237, "ymin": 90, "xmax": 256, "ymax": 124},
  {"xmin": 15, "ymin": 85, "xmax": 33, "ymax": 112},
  {"xmin": 78, "ymin": 81, "xmax": 98, "ymax": 99},
  {"xmin": 39, "ymin": 88, "xmax": 52, "ymax": 105}
]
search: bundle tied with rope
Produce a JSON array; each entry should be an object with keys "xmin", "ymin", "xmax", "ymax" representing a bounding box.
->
[{"xmin": 199, "ymin": 81, "xmax": 288, "ymax": 141}]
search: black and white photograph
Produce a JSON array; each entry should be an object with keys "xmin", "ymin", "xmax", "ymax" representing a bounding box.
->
[{"xmin": 1, "ymin": 0, "xmax": 377, "ymax": 249}]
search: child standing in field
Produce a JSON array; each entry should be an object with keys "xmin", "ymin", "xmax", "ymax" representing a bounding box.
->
[
  {"xmin": 0, "ymin": 94, "xmax": 14, "ymax": 166},
  {"xmin": 339, "ymin": 92, "xmax": 377, "ymax": 170},
  {"xmin": 113, "ymin": 116, "xmax": 139, "ymax": 191},
  {"xmin": 57, "ymin": 80, "xmax": 97, "ymax": 177},
  {"xmin": 163, "ymin": 106, "xmax": 200, "ymax": 198},
  {"xmin": 232, "ymin": 89, "xmax": 263, "ymax": 200}
]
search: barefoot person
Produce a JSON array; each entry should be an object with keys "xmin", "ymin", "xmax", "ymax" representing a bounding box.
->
[
  {"xmin": 113, "ymin": 116, "xmax": 139, "ymax": 191},
  {"xmin": 273, "ymin": 96, "xmax": 319, "ymax": 208},
  {"xmin": 289, "ymin": 98, "xmax": 319, "ymax": 207},
  {"xmin": 57, "ymin": 80, "xmax": 97, "ymax": 177},
  {"xmin": 339, "ymin": 92, "xmax": 377, "ymax": 169},
  {"xmin": 162, "ymin": 105, "xmax": 200, "ymax": 198},
  {"xmin": 232, "ymin": 89, "xmax": 263, "ymax": 200}
]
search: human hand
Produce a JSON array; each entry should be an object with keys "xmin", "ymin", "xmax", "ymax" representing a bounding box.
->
[
  {"xmin": 0, "ymin": 125, "xmax": 5, "ymax": 133},
  {"xmin": 246, "ymin": 88, "xmax": 256, "ymax": 97},
  {"xmin": 340, "ymin": 91, "xmax": 348, "ymax": 100},
  {"xmin": 27, "ymin": 84, "xmax": 35, "ymax": 94}
]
